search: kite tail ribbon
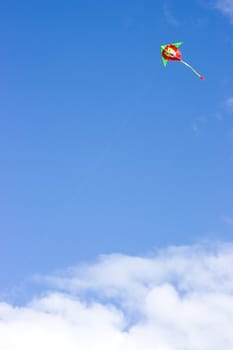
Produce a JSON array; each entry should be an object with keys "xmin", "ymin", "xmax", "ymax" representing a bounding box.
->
[{"xmin": 180, "ymin": 59, "xmax": 204, "ymax": 80}]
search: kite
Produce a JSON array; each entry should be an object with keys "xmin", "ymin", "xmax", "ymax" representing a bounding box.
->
[{"xmin": 160, "ymin": 42, "xmax": 205, "ymax": 80}]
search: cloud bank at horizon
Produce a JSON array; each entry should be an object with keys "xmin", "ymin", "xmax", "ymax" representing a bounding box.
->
[{"xmin": 1, "ymin": 243, "xmax": 233, "ymax": 349}]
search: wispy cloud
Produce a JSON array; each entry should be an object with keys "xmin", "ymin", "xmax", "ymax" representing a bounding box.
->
[
  {"xmin": 163, "ymin": 2, "xmax": 206, "ymax": 27},
  {"xmin": 222, "ymin": 215, "xmax": 233, "ymax": 227},
  {"xmin": 1, "ymin": 243, "xmax": 233, "ymax": 349},
  {"xmin": 226, "ymin": 96, "xmax": 233, "ymax": 112},
  {"xmin": 163, "ymin": 3, "xmax": 180, "ymax": 26},
  {"xmin": 215, "ymin": 0, "xmax": 233, "ymax": 22},
  {"xmin": 191, "ymin": 116, "xmax": 207, "ymax": 135}
]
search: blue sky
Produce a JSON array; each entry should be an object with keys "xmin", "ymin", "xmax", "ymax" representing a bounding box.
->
[{"xmin": 1, "ymin": 0, "xmax": 233, "ymax": 297}]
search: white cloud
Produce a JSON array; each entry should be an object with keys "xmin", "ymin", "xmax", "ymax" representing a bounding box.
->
[
  {"xmin": 215, "ymin": 0, "xmax": 233, "ymax": 22},
  {"xmin": 222, "ymin": 215, "xmax": 233, "ymax": 227},
  {"xmin": 226, "ymin": 97, "xmax": 233, "ymax": 111},
  {"xmin": 1, "ymin": 243, "xmax": 233, "ymax": 349},
  {"xmin": 163, "ymin": 3, "xmax": 180, "ymax": 26},
  {"xmin": 191, "ymin": 116, "xmax": 207, "ymax": 135}
]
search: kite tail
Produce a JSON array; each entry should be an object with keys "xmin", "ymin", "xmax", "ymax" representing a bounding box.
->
[{"xmin": 180, "ymin": 59, "xmax": 204, "ymax": 80}]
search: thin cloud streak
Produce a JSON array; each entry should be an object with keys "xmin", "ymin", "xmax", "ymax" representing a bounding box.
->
[
  {"xmin": 222, "ymin": 215, "xmax": 233, "ymax": 227},
  {"xmin": 226, "ymin": 96, "xmax": 233, "ymax": 112},
  {"xmin": 163, "ymin": 3, "xmax": 180, "ymax": 26},
  {"xmin": 215, "ymin": 0, "xmax": 233, "ymax": 22}
]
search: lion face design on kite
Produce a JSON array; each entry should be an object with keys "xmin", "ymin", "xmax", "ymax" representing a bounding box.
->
[{"xmin": 162, "ymin": 44, "xmax": 181, "ymax": 61}]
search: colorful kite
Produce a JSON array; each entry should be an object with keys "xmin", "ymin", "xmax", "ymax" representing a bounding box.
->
[{"xmin": 160, "ymin": 42, "xmax": 205, "ymax": 80}]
